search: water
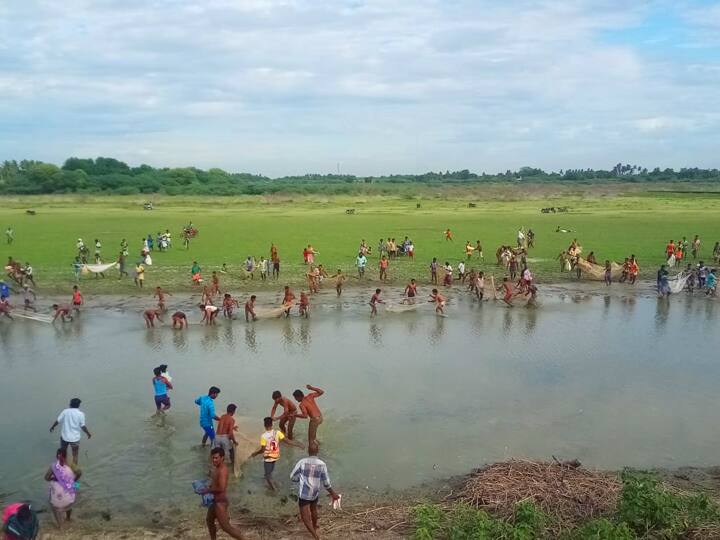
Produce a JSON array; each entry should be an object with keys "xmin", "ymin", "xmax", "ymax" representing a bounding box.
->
[{"xmin": 0, "ymin": 292, "xmax": 719, "ymax": 525}]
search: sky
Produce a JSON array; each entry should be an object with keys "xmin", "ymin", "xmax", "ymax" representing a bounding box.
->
[{"xmin": 1, "ymin": 0, "xmax": 719, "ymax": 177}]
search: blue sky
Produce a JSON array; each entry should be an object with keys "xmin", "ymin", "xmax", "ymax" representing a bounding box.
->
[{"xmin": 0, "ymin": 0, "xmax": 719, "ymax": 176}]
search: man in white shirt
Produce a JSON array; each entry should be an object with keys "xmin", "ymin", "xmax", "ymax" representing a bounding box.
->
[
  {"xmin": 356, "ymin": 252, "xmax": 367, "ymax": 279},
  {"xmin": 49, "ymin": 398, "xmax": 92, "ymax": 465},
  {"xmin": 457, "ymin": 261, "xmax": 466, "ymax": 283}
]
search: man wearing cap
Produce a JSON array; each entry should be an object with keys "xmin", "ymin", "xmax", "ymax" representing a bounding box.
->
[{"xmin": 49, "ymin": 398, "xmax": 92, "ymax": 465}]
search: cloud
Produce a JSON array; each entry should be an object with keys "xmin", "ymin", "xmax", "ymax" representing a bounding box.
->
[{"xmin": 0, "ymin": 0, "xmax": 718, "ymax": 175}]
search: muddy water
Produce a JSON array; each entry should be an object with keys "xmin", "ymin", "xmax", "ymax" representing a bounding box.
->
[{"xmin": 0, "ymin": 292, "xmax": 719, "ymax": 525}]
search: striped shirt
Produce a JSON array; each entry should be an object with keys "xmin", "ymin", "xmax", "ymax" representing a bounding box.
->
[{"xmin": 290, "ymin": 457, "xmax": 332, "ymax": 501}]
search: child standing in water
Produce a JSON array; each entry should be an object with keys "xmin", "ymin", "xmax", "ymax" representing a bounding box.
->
[
  {"xmin": 429, "ymin": 289, "xmax": 446, "ymax": 315},
  {"xmin": 369, "ymin": 288, "xmax": 383, "ymax": 317},
  {"xmin": 152, "ymin": 366, "xmax": 173, "ymax": 415},
  {"xmin": 604, "ymin": 260, "xmax": 612, "ymax": 286},
  {"xmin": 498, "ymin": 277, "xmax": 514, "ymax": 306}
]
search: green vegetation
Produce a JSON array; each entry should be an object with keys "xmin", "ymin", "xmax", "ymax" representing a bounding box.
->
[
  {"xmin": 1, "ymin": 157, "xmax": 720, "ymax": 196},
  {"xmin": 412, "ymin": 472, "xmax": 720, "ymax": 539},
  {"xmin": 1, "ymin": 190, "xmax": 719, "ymax": 294}
]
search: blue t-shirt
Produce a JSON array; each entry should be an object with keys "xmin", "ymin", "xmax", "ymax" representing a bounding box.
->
[
  {"xmin": 195, "ymin": 395, "xmax": 215, "ymax": 427},
  {"xmin": 153, "ymin": 377, "xmax": 168, "ymax": 396},
  {"xmin": 0, "ymin": 283, "xmax": 9, "ymax": 297}
]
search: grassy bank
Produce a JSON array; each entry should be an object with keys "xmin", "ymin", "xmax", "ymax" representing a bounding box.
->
[{"xmin": 2, "ymin": 187, "xmax": 720, "ymax": 295}]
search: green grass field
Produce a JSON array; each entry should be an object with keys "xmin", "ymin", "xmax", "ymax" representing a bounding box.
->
[{"xmin": 1, "ymin": 189, "xmax": 720, "ymax": 295}]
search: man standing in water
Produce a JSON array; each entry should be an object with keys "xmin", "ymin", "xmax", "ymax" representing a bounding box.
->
[
  {"xmin": 195, "ymin": 387, "xmax": 221, "ymax": 446},
  {"xmin": 271, "ymin": 390, "xmax": 298, "ymax": 439},
  {"xmin": 293, "ymin": 384, "xmax": 325, "ymax": 443},
  {"xmin": 49, "ymin": 398, "xmax": 92, "ymax": 465},
  {"xmin": 205, "ymin": 447, "xmax": 245, "ymax": 540},
  {"xmin": 290, "ymin": 441, "xmax": 341, "ymax": 540}
]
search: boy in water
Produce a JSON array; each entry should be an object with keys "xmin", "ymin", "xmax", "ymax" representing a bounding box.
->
[
  {"xmin": 195, "ymin": 387, "xmax": 221, "ymax": 446},
  {"xmin": 144, "ymin": 307, "xmax": 164, "ymax": 328},
  {"xmin": 22, "ymin": 284, "xmax": 37, "ymax": 312},
  {"xmin": 71, "ymin": 285, "xmax": 83, "ymax": 314},
  {"xmin": 172, "ymin": 311, "xmax": 188, "ymax": 328},
  {"xmin": 52, "ymin": 304, "xmax": 73, "ymax": 322},
  {"xmin": 298, "ymin": 291, "xmax": 310, "ymax": 318},
  {"xmin": 474, "ymin": 272, "xmax": 485, "ymax": 300},
  {"xmin": 604, "ymin": 260, "xmax": 612, "ymax": 286},
  {"xmin": 498, "ymin": 277, "xmax": 514, "ymax": 306},
  {"xmin": 200, "ymin": 304, "xmax": 219, "ymax": 325},
  {"xmin": 222, "ymin": 293, "xmax": 238, "ymax": 318},
  {"xmin": 211, "ymin": 272, "xmax": 221, "ymax": 296},
  {"xmin": 706, "ymin": 269, "xmax": 717, "ymax": 296},
  {"xmin": 282, "ymin": 286, "xmax": 295, "ymax": 317},
  {"xmin": 154, "ymin": 287, "xmax": 170, "ymax": 312},
  {"xmin": 369, "ymin": 288, "xmax": 383, "ymax": 317},
  {"xmin": 293, "ymin": 384, "xmax": 325, "ymax": 443},
  {"xmin": 152, "ymin": 366, "xmax": 173, "ymax": 415},
  {"xmin": 332, "ymin": 269, "xmax": 346, "ymax": 296},
  {"xmin": 249, "ymin": 417, "xmax": 302, "ymax": 491},
  {"xmin": 429, "ymin": 288, "xmax": 446, "ymax": 315},
  {"xmin": 403, "ymin": 279, "xmax": 418, "ymax": 304},
  {"xmin": 134, "ymin": 262, "xmax": 145, "ymax": 288},
  {"xmin": 214, "ymin": 404, "xmax": 239, "ymax": 464},
  {"xmin": 271, "ymin": 390, "xmax": 298, "ymax": 439},
  {"xmin": 0, "ymin": 296, "xmax": 12, "ymax": 320},
  {"xmin": 204, "ymin": 447, "xmax": 245, "ymax": 540},
  {"xmin": 244, "ymin": 295, "xmax": 257, "ymax": 322}
]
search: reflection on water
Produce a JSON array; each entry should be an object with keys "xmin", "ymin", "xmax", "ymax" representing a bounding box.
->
[{"xmin": 1, "ymin": 295, "xmax": 720, "ymax": 527}]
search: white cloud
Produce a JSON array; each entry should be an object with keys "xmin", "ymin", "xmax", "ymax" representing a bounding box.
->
[{"xmin": 0, "ymin": 0, "xmax": 718, "ymax": 175}]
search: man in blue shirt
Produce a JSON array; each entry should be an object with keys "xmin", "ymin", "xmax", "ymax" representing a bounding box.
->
[{"xmin": 195, "ymin": 387, "xmax": 221, "ymax": 446}]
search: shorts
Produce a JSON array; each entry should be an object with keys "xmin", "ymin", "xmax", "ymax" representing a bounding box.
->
[
  {"xmin": 201, "ymin": 425, "xmax": 216, "ymax": 441},
  {"xmin": 299, "ymin": 497, "xmax": 318, "ymax": 507},
  {"xmin": 263, "ymin": 460, "xmax": 276, "ymax": 477},
  {"xmin": 273, "ymin": 262, "xmax": 280, "ymax": 271},
  {"xmin": 154, "ymin": 394, "xmax": 171, "ymax": 409},
  {"xmin": 60, "ymin": 438, "xmax": 79, "ymax": 452},
  {"xmin": 214, "ymin": 434, "xmax": 233, "ymax": 455}
]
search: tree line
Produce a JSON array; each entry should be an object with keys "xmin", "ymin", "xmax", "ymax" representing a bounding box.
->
[{"xmin": 0, "ymin": 158, "xmax": 718, "ymax": 196}]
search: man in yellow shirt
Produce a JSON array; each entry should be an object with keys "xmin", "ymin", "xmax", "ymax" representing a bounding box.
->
[{"xmin": 249, "ymin": 417, "xmax": 301, "ymax": 491}]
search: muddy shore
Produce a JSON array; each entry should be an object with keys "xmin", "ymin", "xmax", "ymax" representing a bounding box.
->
[{"xmin": 31, "ymin": 465, "xmax": 720, "ymax": 539}]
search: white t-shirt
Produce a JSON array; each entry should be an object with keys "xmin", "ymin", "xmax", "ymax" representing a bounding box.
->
[
  {"xmin": 57, "ymin": 408, "xmax": 86, "ymax": 443},
  {"xmin": 458, "ymin": 262, "xmax": 465, "ymax": 274}
]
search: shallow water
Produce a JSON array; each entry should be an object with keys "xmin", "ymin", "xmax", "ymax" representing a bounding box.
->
[{"xmin": 1, "ymin": 292, "xmax": 719, "ymax": 525}]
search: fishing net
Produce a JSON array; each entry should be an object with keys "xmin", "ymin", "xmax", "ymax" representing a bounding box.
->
[
  {"xmin": 575, "ymin": 258, "xmax": 623, "ymax": 281},
  {"xmin": 83, "ymin": 262, "xmax": 117, "ymax": 273},
  {"xmin": 668, "ymin": 273, "xmax": 691, "ymax": 294}
]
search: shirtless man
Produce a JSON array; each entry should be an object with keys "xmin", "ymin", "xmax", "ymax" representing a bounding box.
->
[
  {"xmin": 201, "ymin": 304, "xmax": 219, "ymax": 325},
  {"xmin": 201, "ymin": 285, "xmax": 214, "ymax": 306},
  {"xmin": 144, "ymin": 308, "xmax": 164, "ymax": 328},
  {"xmin": 498, "ymin": 277, "xmax": 514, "ymax": 306},
  {"xmin": 204, "ymin": 447, "xmax": 245, "ymax": 540},
  {"xmin": 211, "ymin": 272, "xmax": 221, "ymax": 296},
  {"xmin": 244, "ymin": 295, "xmax": 257, "ymax": 322},
  {"xmin": 369, "ymin": 288, "xmax": 383, "ymax": 317},
  {"xmin": 52, "ymin": 304, "xmax": 73, "ymax": 322},
  {"xmin": 223, "ymin": 293, "xmax": 239, "ymax": 319},
  {"xmin": 154, "ymin": 287, "xmax": 170, "ymax": 312},
  {"xmin": 298, "ymin": 291, "xmax": 310, "ymax": 318},
  {"xmin": 282, "ymin": 286, "xmax": 295, "ymax": 317},
  {"xmin": 429, "ymin": 289, "xmax": 446, "ymax": 315},
  {"xmin": 403, "ymin": 279, "xmax": 418, "ymax": 304},
  {"xmin": 214, "ymin": 404, "xmax": 239, "ymax": 465},
  {"xmin": 271, "ymin": 390, "xmax": 298, "ymax": 439},
  {"xmin": 172, "ymin": 311, "xmax": 188, "ymax": 329},
  {"xmin": 332, "ymin": 269, "xmax": 346, "ymax": 296},
  {"xmin": 293, "ymin": 384, "xmax": 325, "ymax": 443},
  {"xmin": 270, "ymin": 244, "xmax": 280, "ymax": 280}
]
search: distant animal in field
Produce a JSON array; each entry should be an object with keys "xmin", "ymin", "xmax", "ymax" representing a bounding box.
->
[
  {"xmin": 345, "ymin": 208, "xmax": 356, "ymax": 215},
  {"xmin": 468, "ymin": 202, "xmax": 477, "ymax": 208},
  {"xmin": 26, "ymin": 209, "xmax": 36, "ymax": 215}
]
